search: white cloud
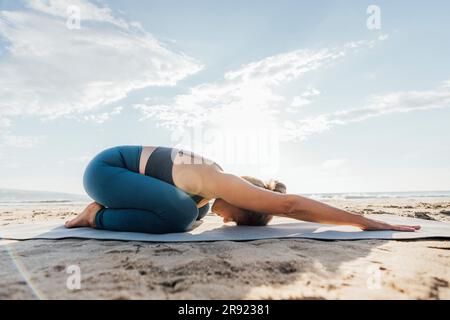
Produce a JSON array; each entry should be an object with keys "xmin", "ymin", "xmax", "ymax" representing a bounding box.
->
[
  {"xmin": 0, "ymin": 134, "xmax": 45, "ymax": 148},
  {"xmin": 0, "ymin": 118, "xmax": 11, "ymax": 129},
  {"xmin": 302, "ymin": 88, "xmax": 321, "ymax": 97},
  {"xmin": 79, "ymin": 106, "xmax": 122, "ymax": 124},
  {"xmin": 290, "ymin": 96, "xmax": 312, "ymax": 108},
  {"xmin": 135, "ymin": 40, "xmax": 378, "ymax": 139},
  {"xmin": 26, "ymin": 0, "xmax": 129, "ymax": 29},
  {"xmin": 0, "ymin": 0, "xmax": 202, "ymax": 124},
  {"xmin": 223, "ymin": 49, "xmax": 345, "ymax": 84},
  {"xmin": 289, "ymin": 87, "xmax": 321, "ymax": 111},
  {"xmin": 0, "ymin": 112, "xmax": 44, "ymax": 150},
  {"xmin": 282, "ymin": 81, "xmax": 450, "ymax": 141}
]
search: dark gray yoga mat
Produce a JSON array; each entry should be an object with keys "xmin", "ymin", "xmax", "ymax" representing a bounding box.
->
[{"xmin": 1, "ymin": 214, "xmax": 450, "ymax": 242}]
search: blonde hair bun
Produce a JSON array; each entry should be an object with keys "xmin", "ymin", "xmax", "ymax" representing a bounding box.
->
[{"xmin": 266, "ymin": 179, "xmax": 287, "ymax": 194}]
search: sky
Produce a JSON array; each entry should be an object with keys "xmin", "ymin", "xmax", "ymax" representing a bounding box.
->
[{"xmin": 0, "ymin": 0, "xmax": 449, "ymax": 195}]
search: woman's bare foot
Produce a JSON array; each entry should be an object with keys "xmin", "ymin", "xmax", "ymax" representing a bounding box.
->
[{"xmin": 65, "ymin": 202, "xmax": 103, "ymax": 228}]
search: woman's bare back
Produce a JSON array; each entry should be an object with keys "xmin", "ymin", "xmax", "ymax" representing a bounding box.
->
[{"xmin": 140, "ymin": 146, "xmax": 222, "ymax": 207}]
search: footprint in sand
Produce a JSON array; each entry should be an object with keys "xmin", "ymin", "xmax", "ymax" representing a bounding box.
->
[{"xmin": 414, "ymin": 212, "xmax": 435, "ymax": 220}]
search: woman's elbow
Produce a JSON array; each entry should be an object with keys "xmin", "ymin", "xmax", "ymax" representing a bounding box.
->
[
  {"xmin": 280, "ymin": 194, "xmax": 298, "ymax": 217},
  {"xmin": 281, "ymin": 194, "xmax": 308, "ymax": 219}
]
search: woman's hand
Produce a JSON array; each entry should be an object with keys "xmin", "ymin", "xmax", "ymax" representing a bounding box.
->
[{"xmin": 359, "ymin": 218, "xmax": 421, "ymax": 232}]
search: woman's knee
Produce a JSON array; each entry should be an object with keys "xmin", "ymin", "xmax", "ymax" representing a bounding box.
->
[
  {"xmin": 82, "ymin": 159, "xmax": 117, "ymax": 204},
  {"xmin": 83, "ymin": 160, "xmax": 101, "ymax": 200},
  {"xmin": 82, "ymin": 146, "xmax": 126, "ymax": 199}
]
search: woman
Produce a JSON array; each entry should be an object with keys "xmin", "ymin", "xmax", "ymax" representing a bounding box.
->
[{"xmin": 66, "ymin": 145, "xmax": 421, "ymax": 234}]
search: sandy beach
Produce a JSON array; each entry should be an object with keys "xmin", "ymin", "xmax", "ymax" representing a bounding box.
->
[{"xmin": 1, "ymin": 197, "xmax": 449, "ymax": 300}]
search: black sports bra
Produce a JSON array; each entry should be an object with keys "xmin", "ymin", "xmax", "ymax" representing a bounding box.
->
[{"xmin": 145, "ymin": 147, "xmax": 220, "ymax": 204}]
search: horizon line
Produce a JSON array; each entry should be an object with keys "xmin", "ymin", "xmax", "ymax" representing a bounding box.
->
[{"xmin": 1, "ymin": 187, "xmax": 450, "ymax": 197}]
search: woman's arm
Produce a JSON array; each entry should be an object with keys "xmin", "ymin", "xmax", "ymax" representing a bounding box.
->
[
  {"xmin": 205, "ymin": 171, "xmax": 420, "ymax": 232},
  {"xmin": 284, "ymin": 194, "xmax": 420, "ymax": 231}
]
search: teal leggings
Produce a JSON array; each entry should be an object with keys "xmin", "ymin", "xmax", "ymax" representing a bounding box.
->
[{"xmin": 83, "ymin": 146, "xmax": 209, "ymax": 234}]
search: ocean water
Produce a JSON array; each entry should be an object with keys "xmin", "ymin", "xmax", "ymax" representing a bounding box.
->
[
  {"xmin": 0, "ymin": 188, "xmax": 90, "ymax": 205},
  {"xmin": 305, "ymin": 190, "xmax": 450, "ymax": 200},
  {"xmin": 0, "ymin": 188, "xmax": 449, "ymax": 206}
]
